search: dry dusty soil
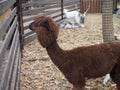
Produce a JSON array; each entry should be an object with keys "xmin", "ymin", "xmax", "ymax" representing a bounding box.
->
[{"xmin": 20, "ymin": 14, "xmax": 120, "ymax": 90}]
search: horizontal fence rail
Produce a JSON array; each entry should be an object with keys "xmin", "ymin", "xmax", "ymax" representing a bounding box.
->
[
  {"xmin": 0, "ymin": 0, "xmax": 16, "ymax": 15},
  {"xmin": 0, "ymin": 0, "xmax": 23, "ymax": 90}
]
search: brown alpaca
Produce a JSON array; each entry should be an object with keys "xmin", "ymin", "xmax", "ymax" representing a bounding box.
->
[{"xmin": 29, "ymin": 16, "xmax": 120, "ymax": 90}]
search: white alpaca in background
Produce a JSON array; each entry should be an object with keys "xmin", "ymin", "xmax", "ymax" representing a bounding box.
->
[
  {"xmin": 60, "ymin": 20, "xmax": 74, "ymax": 29},
  {"xmin": 63, "ymin": 9, "xmax": 81, "ymax": 27},
  {"xmin": 60, "ymin": 5, "xmax": 90, "ymax": 28},
  {"xmin": 63, "ymin": 9, "xmax": 80, "ymax": 19}
]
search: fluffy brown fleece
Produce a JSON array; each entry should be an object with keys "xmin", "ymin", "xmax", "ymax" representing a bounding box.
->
[{"xmin": 29, "ymin": 16, "xmax": 120, "ymax": 90}]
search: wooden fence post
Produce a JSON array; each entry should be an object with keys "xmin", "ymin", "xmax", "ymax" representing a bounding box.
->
[
  {"xmin": 16, "ymin": 0, "xmax": 24, "ymax": 50},
  {"xmin": 61, "ymin": 0, "xmax": 63, "ymax": 19}
]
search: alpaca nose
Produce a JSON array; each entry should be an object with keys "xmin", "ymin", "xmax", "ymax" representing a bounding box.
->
[
  {"xmin": 29, "ymin": 22, "xmax": 34, "ymax": 30},
  {"xmin": 80, "ymin": 16, "xmax": 85, "ymax": 24}
]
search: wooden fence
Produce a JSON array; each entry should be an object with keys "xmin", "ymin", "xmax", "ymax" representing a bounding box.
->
[
  {"xmin": 80, "ymin": 0, "xmax": 117, "ymax": 13},
  {"xmin": 22, "ymin": 0, "xmax": 80, "ymax": 45},
  {"xmin": 0, "ymin": 0, "xmax": 23, "ymax": 90}
]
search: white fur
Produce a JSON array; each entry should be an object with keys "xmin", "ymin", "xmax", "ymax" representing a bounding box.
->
[
  {"xmin": 60, "ymin": 19, "xmax": 75, "ymax": 28},
  {"xmin": 103, "ymin": 74, "xmax": 110, "ymax": 85},
  {"xmin": 63, "ymin": 9, "xmax": 84, "ymax": 28},
  {"xmin": 63, "ymin": 9, "xmax": 80, "ymax": 18},
  {"xmin": 64, "ymin": 23, "xmax": 73, "ymax": 29},
  {"xmin": 62, "ymin": 5, "xmax": 90, "ymax": 28}
]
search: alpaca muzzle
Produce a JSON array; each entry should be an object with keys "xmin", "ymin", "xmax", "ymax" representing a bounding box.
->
[{"xmin": 29, "ymin": 22, "xmax": 34, "ymax": 30}]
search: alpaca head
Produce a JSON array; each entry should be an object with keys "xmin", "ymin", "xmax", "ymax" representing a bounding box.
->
[{"xmin": 29, "ymin": 16, "xmax": 59, "ymax": 48}]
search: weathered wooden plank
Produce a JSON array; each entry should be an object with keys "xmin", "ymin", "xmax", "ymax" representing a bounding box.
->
[
  {"xmin": 0, "ymin": 0, "xmax": 16, "ymax": 15},
  {"xmin": 22, "ymin": 1, "xmax": 60, "ymax": 8},
  {"xmin": 63, "ymin": 0, "xmax": 79, "ymax": 6},
  {"xmin": 23, "ymin": 17, "xmax": 34, "ymax": 23},
  {"xmin": 23, "ymin": 4, "xmax": 61, "ymax": 16},
  {"xmin": 24, "ymin": 33, "xmax": 37, "ymax": 45},
  {"xmin": 9, "ymin": 44, "xmax": 20, "ymax": 90},
  {"xmin": 23, "ymin": 4, "xmax": 60, "ymax": 14},
  {"xmin": 23, "ymin": 10, "xmax": 62, "ymax": 23},
  {"xmin": 6, "ymin": 30, "xmax": 19, "ymax": 90},
  {"xmin": 9, "ymin": 29, "xmax": 20, "ymax": 90},
  {"xmin": 53, "ymin": 16, "xmax": 62, "ymax": 22},
  {"xmin": 24, "ymin": 30, "xmax": 35, "ymax": 38},
  {"xmin": 64, "ymin": 0, "xmax": 79, "ymax": 3},
  {"xmin": 23, "ymin": 8, "xmax": 43, "ymax": 16},
  {"xmin": 64, "ymin": 4, "xmax": 78, "ymax": 9},
  {"xmin": 22, "ymin": 0, "xmax": 60, "ymax": 6},
  {"xmin": 15, "ymin": 48, "xmax": 21, "ymax": 90},
  {"xmin": 0, "ymin": 29, "xmax": 19, "ymax": 90},
  {"xmin": 0, "ymin": 9, "xmax": 11, "ymax": 24},
  {"xmin": 0, "ymin": 16, "xmax": 17, "ymax": 67},
  {"xmin": 0, "ymin": 7, "xmax": 17, "ymax": 40},
  {"xmin": 0, "ymin": 41, "xmax": 2, "ymax": 48},
  {"xmin": 45, "ymin": 9, "xmax": 61, "ymax": 15},
  {"xmin": 64, "ymin": 4, "xmax": 80, "ymax": 11},
  {"xmin": 24, "ymin": 25, "xmax": 29, "ymax": 30},
  {"xmin": 0, "ymin": 50, "xmax": 9, "ymax": 81},
  {"xmin": 51, "ymin": 12, "xmax": 62, "ymax": 19},
  {"xmin": 0, "ymin": 62, "xmax": 5, "ymax": 82}
]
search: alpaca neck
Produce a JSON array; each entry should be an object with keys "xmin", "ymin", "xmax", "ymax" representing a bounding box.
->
[{"xmin": 46, "ymin": 41, "xmax": 67, "ymax": 67}]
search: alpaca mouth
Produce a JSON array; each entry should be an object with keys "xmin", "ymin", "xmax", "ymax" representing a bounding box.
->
[{"xmin": 29, "ymin": 22, "xmax": 34, "ymax": 30}]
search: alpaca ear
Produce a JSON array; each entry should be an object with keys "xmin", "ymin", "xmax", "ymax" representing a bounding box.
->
[{"xmin": 42, "ymin": 21, "xmax": 52, "ymax": 31}]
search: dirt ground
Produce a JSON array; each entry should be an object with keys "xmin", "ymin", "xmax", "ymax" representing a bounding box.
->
[{"xmin": 20, "ymin": 14, "xmax": 120, "ymax": 90}]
